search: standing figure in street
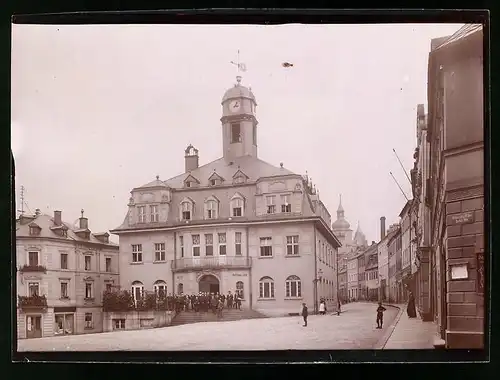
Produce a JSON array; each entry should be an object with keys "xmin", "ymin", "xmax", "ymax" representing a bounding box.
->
[
  {"xmin": 337, "ymin": 299, "xmax": 341, "ymax": 316},
  {"xmin": 407, "ymin": 291, "xmax": 417, "ymax": 318},
  {"xmin": 301, "ymin": 302, "xmax": 308, "ymax": 327},
  {"xmin": 376, "ymin": 302, "xmax": 386, "ymax": 329}
]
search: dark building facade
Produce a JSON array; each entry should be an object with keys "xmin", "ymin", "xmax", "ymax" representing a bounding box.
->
[{"xmin": 412, "ymin": 24, "xmax": 485, "ymax": 349}]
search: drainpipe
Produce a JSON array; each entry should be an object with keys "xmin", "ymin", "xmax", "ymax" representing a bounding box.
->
[
  {"xmin": 313, "ymin": 226, "xmax": 318, "ymax": 314},
  {"xmin": 246, "ymin": 226, "xmax": 252, "ymax": 310},
  {"xmin": 172, "ymin": 232, "xmax": 176, "ymax": 298}
]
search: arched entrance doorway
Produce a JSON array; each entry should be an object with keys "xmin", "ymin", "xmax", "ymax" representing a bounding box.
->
[{"xmin": 199, "ymin": 274, "xmax": 220, "ymax": 294}]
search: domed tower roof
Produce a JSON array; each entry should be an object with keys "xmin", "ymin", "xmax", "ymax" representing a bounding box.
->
[
  {"xmin": 332, "ymin": 194, "xmax": 351, "ymax": 230},
  {"xmin": 221, "ymin": 76, "xmax": 256, "ymax": 104}
]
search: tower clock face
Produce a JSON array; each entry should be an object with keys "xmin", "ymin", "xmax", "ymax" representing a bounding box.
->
[{"xmin": 229, "ymin": 100, "xmax": 241, "ymax": 112}]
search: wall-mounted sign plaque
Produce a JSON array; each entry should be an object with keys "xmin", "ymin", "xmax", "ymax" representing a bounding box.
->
[{"xmin": 450, "ymin": 211, "xmax": 474, "ymax": 225}]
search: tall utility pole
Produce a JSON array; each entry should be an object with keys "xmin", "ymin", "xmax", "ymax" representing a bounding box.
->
[{"xmin": 18, "ymin": 185, "xmax": 25, "ymax": 217}]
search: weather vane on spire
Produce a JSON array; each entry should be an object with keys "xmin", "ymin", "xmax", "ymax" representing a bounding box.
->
[{"xmin": 230, "ymin": 49, "xmax": 247, "ymax": 83}]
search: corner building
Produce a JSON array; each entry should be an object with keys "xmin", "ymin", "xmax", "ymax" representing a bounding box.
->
[
  {"xmin": 16, "ymin": 210, "xmax": 119, "ymax": 339},
  {"xmin": 111, "ymin": 76, "xmax": 341, "ymax": 316},
  {"xmin": 411, "ymin": 25, "xmax": 484, "ymax": 349}
]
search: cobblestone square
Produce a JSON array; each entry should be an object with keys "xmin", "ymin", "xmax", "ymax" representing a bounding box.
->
[{"xmin": 18, "ymin": 303, "xmax": 398, "ymax": 351}]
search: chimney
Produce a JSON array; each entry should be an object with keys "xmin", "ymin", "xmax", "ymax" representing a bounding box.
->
[
  {"xmin": 54, "ymin": 210, "xmax": 62, "ymax": 226},
  {"xmin": 184, "ymin": 145, "xmax": 199, "ymax": 172},
  {"xmin": 79, "ymin": 217, "xmax": 88, "ymax": 230},
  {"xmin": 380, "ymin": 216, "xmax": 386, "ymax": 241}
]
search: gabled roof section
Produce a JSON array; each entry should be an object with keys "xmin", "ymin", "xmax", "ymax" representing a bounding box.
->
[
  {"xmin": 184, "ymin": 174, "xmax": 200, "ymax": 184},
  {"xmin": 205, "ymin": 195, "xmax": 220, "ymax": 203},
  {"xmin": 231, "ymin": 192, "xmax": 245, "ymax": 200},
  {"xmin": 94, "ymin": 232, "xmax": 110, "ymax": 237},
  {"xmin": 180, "ymin": 196, "xmax": 195, "ymax": 204},
  {"xmin": 163, "ymin": 155, "xmax": 294, "ymax": 189},
  {"xmin": 208, "ymin": 171, "xmax": 225, "ymax": 182},
  {"xmin": 232, "ymin": 169, "xmax": 249, "ymax": 179},
  {"xmin": 137, "ymin": 176, "xmax": 170, "ymax": 190},
  {"xmin": 16, "ymin": 214, "xmax": 118, "ymax": 247}
]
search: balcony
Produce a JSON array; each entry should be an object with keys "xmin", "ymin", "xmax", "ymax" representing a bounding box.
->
[
  {"xmin": 171, "ymin": 256, "xmax": 252, "ymax": 272},
  {"xmin": 18, "ymin": 295, "xmax": 48, "ymax": 311},
  {"xmin": 19, "ymin": 264, "xmax": 47, "ymax": 274}
]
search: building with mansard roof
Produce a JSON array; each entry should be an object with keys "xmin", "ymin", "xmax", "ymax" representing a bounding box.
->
[
  {"xmin": 111, "ymin": 75, "xmax": 341, "ymax": 316},
  {"xmin": 16, "ymin": 209, "xmax": 119, "ymax": 339}
]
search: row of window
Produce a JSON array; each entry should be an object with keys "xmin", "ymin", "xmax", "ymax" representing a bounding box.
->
[
  {"xmin": 259, "ymin": 275, "xmax": 337, "ymax": 300},
  {"xmin": 317, "ymin": 239, "xmax": 335, "ymax": 268},
  {"xmin": 349, "ymin": 271, "xmax": 379, "ymax": 282},
  {"xmin": 26, "ymin": 280, "xmax": 111, "ymax": 300},
  {"xmin": 136, "ymin": 192, "xmax": 294, "ymax": 224},
  {"xmin": 130, "ymin": 234, "xmax": 301, "ymax": 262},
  {"xmin": 259, "ymin": 275, "xmax": 301, "ymax": 298},
  {"xmin": 25, "ymin": 251, "xmax": 114, "ymax": 272}
]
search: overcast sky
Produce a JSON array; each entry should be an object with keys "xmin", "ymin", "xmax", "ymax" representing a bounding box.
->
[{"xmin": 12, "ymin": 23, "xmax": 464, "ymax": 244}]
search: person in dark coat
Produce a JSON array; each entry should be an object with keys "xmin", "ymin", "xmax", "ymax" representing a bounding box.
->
[
  {"xmin": 301, "ymin": 303, "xmax": 308, "ymax": 327},
  {"xmin": 376, "ymin": 302, "xmax": 386, "ymax": 329},
  {"xmin": 407, "ymin": 291, "xmax": 417, "ymax": 318}
]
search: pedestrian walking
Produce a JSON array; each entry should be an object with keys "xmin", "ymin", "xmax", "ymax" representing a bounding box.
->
[
  {"xmin": 337, "ymin": 299, "xmax": 341, "ymax": 316},
  {"xmin": 376, "ymin": 302, "xmax": 386, "ymax": 329},
  {"xmin": 301, "ymin": 303, "xmax": 308, "ymax": 327},
  {"xmin": 407, "ymin": 291, "xmax": 417, "ymax": 318}
]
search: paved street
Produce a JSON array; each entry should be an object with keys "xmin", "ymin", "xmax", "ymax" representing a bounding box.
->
[{"xmin": 18, "ymin": 302, "xmax": 397, "ymax": 351}]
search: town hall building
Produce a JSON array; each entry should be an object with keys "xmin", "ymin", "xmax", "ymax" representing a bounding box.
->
[{"xmin": 110, "ymin": 75, "xmax": 341, "ymax": 316}]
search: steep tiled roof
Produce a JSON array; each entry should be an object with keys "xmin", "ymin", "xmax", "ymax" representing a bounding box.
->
[
  {"xmin": 16, "ymin": 214, "xmax": 118, "ymax": 247},
  {"xmin": 136, "ymin": 155, "xmax": 294, "ymax": 190}
]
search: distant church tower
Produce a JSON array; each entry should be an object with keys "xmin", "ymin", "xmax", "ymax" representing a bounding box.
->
[
  {"xmin": 331, "ymin": 195, "xmax": 353, "ymax": 245},
  {"xmin": 220, "ymin": 75, "xmax": 258, "ymax": 160}
]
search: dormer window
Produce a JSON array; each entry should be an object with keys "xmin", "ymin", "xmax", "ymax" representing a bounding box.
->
[
  {"xmin": 231, "ymin": 193, "xmax": 245, "ymax": 217},
  {"xmin": 208, "ymin": 172, "xmax": 224, "ymax": 187},
  {"xmin": 281, "ymin": 194, "xmax": 292, "ymax": 213},
  {"xmin": 150, "ymin": 205, "xmax": 159, "ymax": 223},
  {"xmin": 231, "ymin": 123, "xmax": 242, "ymax": 143},
  {"xmin": 184, "ymin": 174, "xmax": 200, "ymax": 189},
  {"xmin": 205, "ymin": 197, "xmax": 219, "ymax": 220},
  {"xmin": 61, "ymin": 229, "xmax": 68, "ymax": 238},
  {"xmin": 266, "ymin": 196, "xmax": 276, "ymax": 214},
  {"xmin": 180, "ymin": 198, "xmax": 194, "ymax": 221},
  {"xmin": 234, "ymin": 177, "xmax": 244, "ymax": 184},
  {"xmin": 29, "ymin": 225, "xmax": 41, "ymax": 236},
  {"xmin": 137, "ymin": 206, "xmax": 146, "ymax": 223}
]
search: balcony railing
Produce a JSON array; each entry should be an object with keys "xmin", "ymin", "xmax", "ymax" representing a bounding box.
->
[
  {"xmin": 171, "ymin": 256, "xmax": 252, "ymax": 271},
  {"xmin": 18, "ymin": 294, "xmax": 48, "ymax": 310},
  {"xmin": 19, "ymin": 264, "xmax": 47, "ymax": 273}
]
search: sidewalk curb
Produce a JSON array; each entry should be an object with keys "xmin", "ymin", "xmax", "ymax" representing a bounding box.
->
[{"xmin": 374, "ymin": 304, "xmax": 405, "ymax": 350}]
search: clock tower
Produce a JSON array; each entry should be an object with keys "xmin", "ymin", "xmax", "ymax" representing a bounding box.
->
[{"xmin": 220, "ymin": 75, "xmax": 258, "ymax": 160}]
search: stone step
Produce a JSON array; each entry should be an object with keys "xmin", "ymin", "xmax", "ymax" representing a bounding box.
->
[{"xmin": 171, "ymin": 309, "xmax": 267, "ymax": 326}]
